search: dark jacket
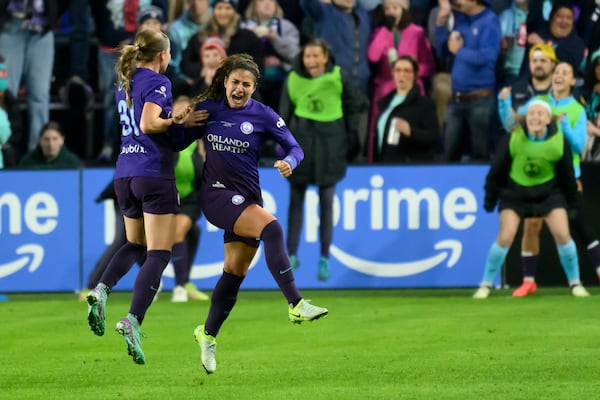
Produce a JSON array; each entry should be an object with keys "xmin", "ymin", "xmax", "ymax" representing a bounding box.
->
[
  {"xmin": 374, "ymin": 85, "xmax": 440, "ymax": 163},
  {"xmin": 279, "ymin": 57, "xmax": 367, "ymax": 187},
  {"xmin": 18, "ymin": 146, "xmax": 81, "ymax": 169}
]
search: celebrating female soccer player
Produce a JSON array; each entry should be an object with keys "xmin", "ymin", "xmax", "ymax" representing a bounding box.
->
[
  {"xmin": 473, "ymin": 98, "xmax": 580, "ymax": 299},
  {"xmin": 177, "ymin": 53, "xmax": 328, "ymax": 374},
  {"xmin": 85, "ymin": 29, "xmax": 205, "ymax": 364}
]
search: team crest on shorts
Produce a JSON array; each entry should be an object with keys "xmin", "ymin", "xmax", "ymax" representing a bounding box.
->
[
  {"xmin": 240, "ymin": 121, "xmax": 254, "ymax": 134},
  {"xmin": 231, "ymin": 194, "xmax": 245, "ymax": 205}
]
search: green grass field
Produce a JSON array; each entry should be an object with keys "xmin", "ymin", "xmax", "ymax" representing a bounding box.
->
[{"xmin": 2, "ymin": 288, "xmax": 600, "ymax": 400}]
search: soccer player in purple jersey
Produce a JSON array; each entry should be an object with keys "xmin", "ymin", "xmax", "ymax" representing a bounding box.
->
[
  {"xmin": 85, "ymin": 29, "xmax": 206, "ymax": 365},
  {"xmin": 177, "ymin": 54, "xmax": 328, "ymax": 374}
]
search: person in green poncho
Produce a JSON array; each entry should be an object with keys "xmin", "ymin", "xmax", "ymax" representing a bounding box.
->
[
  {"xmin": 279, "ymin": 38, "xmax": 368, "ymax": 281},
  {"xmin": 473, "ymin": 99, "xmax": 581, "ymax": 299}
]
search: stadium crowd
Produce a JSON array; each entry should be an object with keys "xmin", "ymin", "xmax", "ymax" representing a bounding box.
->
[{"xmin": 0, "ymin": 0, "xmax": 598, "ymax": 169}]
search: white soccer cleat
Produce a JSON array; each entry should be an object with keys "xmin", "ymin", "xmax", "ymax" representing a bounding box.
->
[
  {"xmin": 193, "ymin": 325, "xmax": 217, "ymax": 374},
  {"xmin": 288, "ymin": 299, "xmax": 328, "ymax": 324},
  {"xmin": 571, "ymin": 284, "xmax": 590, "ymax": 297},
  {"xmin": 171, "ymin": 285, "xmax": 188, "ymax": 302},
  {"xmin": 473, "ymin": 286, "xmax": 491, "ymax": 299}
]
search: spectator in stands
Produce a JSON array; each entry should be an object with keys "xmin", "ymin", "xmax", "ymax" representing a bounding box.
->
[
  {"xmin": 300, "ymin": 0, "xmax": 372, "ymax": 160},
  {"xmin": 367, "ymin": 0, "xmax": 435, "ymax": 163},
  {"xmin": 241, "ymin": 0, "xmax": 301, "ymax": 112},
  {"xmin": 181, "ymin": 0, "xmax": 265, "ymax": 91},
  {"xmin": 0, "ymin": 56, "xmax": 10, "ymax": 169},
  {"xmin": 0, "ymin": 0, "xmax": 59, "ymax": 153},
  {"xmin": 279, "ymin": 38, "xmax": 367, "ymax": 281},
  {"xmin": 474, "ymin": 99, "xmax": 583, "ymax": 299},
  {"xmin": 497, "ymin": 0, "xmax": 529, "ymax": 86},
  {"xmin": 581, "ymin": 49, "xmax": 600, "ymax": 160},
  {"xmin": 60, "ymin": 0, "xmax": 94, "ymax": 114},
  {"xmin": 300, "ymin": 0, "xmax": 371, "ymax": 94},
  {"xmin": 527, "ymin": 0, "xmax": 590, "ymax": 41},
  {"xmin": 169, "ymin": 0, "xmax": 212, "ymax": 98},
  {"xmin": 372, "ymin": 56, "xmax": 440, "ymax": 163},
  {"xmin": 523, "ymin": 1, "xmax": 586, "ymax": 76},
  {"xmin": 191, "ymin": 37, "xmax": 227, "ymax": 94},
  {"xmin": 509, "ymin": 43, "xmax": 557, "ymax": 113},
  {"xmin": 90, "ymin": 0, "xmax": 168, "ymax": 163},
  {"xmin": 0, "ymin": 55, "xmax": 22, "ymax": 168},
  {"xmin": 434, "ymin": 0, "xmax": 501, "ymax": 162},
  {"xmin": 19, "ymin": 121, "xmax": 81, "ymax": 169},
  {"xmin": 508, "ymin": 62, "xmax": 598, "ymax": 297}
]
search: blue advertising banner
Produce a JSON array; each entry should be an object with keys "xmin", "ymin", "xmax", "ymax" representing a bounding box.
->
[
  {"xmin": 0, "ymin": 170, "xmax": 80, "ymax": 292},
  {"xmin": 1, "ymin": 166, "xmax": 499, "ymax": 292}
]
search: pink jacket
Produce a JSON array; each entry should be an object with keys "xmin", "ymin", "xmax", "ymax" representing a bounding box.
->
[{"xmin": 368, "ymin": 23, "xmax": 435, "ymax": 101}]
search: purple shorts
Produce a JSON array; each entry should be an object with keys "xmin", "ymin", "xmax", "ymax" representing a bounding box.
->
[
  {"xmin": 201, "ymin": 185, "xmax": 261, "ymax": 248},
  {"xmin": 114, "ymin": 177, "xmax": 179, "ymax": 218}
]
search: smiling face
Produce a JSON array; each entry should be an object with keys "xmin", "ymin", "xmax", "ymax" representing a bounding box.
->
[
  {"xmin": 549, "ymin": 7, "xmax": 574, "ymax": 38},
  {"xmin": 551, "ymin": 62, "xmax": 576, "ymax": 96},
  {"xmin": 224, "ymin": 68, "xmax": 257, "ymax": 108},
  {"xmin": 214, "ymin": 2, "xmax": 236, "ymax": 27},
  {"xmin": 526, "ymin": 104, "xmax": 552, "ymax": 135},
  {"xmin": 302, "ymin": 45, "xmax": 328, "ymax": 77}
]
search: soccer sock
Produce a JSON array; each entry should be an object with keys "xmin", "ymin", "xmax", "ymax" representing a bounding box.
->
[
  {"xmin": 99, "ymin": 241, "xmax": 147, "ymax": 290},
  {"xmin": 260, "ymin": 220, "xmax": 302, "ymax": 306},
  {"xmin": 204, "ymin": 271, "xmax": 244, "ymax": 337},
  {"xmin": 129, "ymin": 250, "xmax": 171, "ymax": 324},
  {"xmin": 319, "ymin": 185, "xmax": 335, "ymax": 258},
  {"xmin": 521, "ymin": 251, "xmax": 539, "ymax": 280},
  {"xmin": 557, "ymin": 240, "xmax": 580, "ymax": 285},
  {"xmin": 481, "ymin": 242, "xmax": 509, "ymax": 285},
  {"xmin": 172, "ymin": 241, "xmax": 189, "ymax": 286},
  {"xmin": 286, "ymin": 184, "xmax": 306, "ymax": 256}
]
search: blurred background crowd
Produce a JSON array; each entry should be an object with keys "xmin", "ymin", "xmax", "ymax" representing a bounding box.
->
[{"xmin": 0, "ymin": 0, "xmax": 599, "ymax": 169}]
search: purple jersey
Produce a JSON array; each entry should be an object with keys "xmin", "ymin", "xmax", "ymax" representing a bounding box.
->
[
  {"xmin": 198, "ymin": 98, "xmax": 303, "ymax": 202},
  {"xmin": 114, "ymin": 68, "xmax": 175, "ymax": 179}
]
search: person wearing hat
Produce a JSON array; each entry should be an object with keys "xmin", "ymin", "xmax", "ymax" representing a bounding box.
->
[
  {"xmin": 521, "ymin": 1, "xmax": 585, "ymax": 79},
  {"xmin": 138, "ymin": 5, "xmax": 166, "ymax": 31},
  {"xmin": 508, "ymin": 43, "xmax": 558, "ymax": 113},
  {"xmin": 474, "ymin": 98, "xmax": 582, "ymax": 299}
]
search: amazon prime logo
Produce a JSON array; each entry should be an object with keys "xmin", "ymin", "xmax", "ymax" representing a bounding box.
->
[{"xmin": 0, "ymin": 192, "xmax": 57, "ymax": 279}]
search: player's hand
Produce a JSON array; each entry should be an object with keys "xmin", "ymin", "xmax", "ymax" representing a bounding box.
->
[
  {"xmin": 183, "ymin": 109, "xmax": 209, "ymax": 128},
  {"xmin": 274, "ymin": 160, "xmax": 292, "ymax": 177}
]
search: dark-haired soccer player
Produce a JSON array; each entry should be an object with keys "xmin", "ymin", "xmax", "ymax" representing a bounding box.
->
[{"xmin": 175, "ymin": 53, "xmax": 328, "ymax": 374}]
